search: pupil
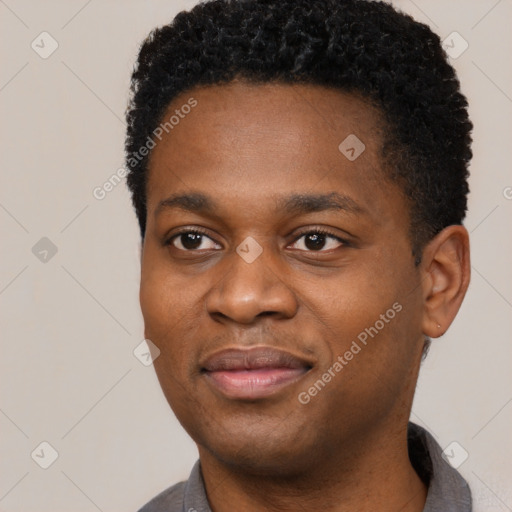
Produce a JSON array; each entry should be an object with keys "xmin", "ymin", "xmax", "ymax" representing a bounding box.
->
[
  {"xmin": 305, "ymin": 233, "xmax": 326, "ymax": 250},
  {"xmin": 182, "ymin": 233, "xmax": 202, "ymax": 249}
]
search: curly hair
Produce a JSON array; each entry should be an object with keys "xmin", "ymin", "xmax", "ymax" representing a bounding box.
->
[{"xmin": 125, "ymin": 0, "xmax": 472, "ymax": 260}]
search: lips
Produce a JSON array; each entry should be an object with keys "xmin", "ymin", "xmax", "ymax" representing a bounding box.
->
[{"xmin": 201, "ymin": 346, "xmax": 312, "ymax": 400}]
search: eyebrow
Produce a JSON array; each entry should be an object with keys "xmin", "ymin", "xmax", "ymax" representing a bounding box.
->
[
  {"xmin": 155, "ymin": 193, "xmax": 214, "ymax": 217},
  {"xmin": 281, "ymin": 192, "xmax": 365, "ymax": 216},
  {"xmin": 155, "ymin": 191, "xmax": 366, "ymax": 217}
]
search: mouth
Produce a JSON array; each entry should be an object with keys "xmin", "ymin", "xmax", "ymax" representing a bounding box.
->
[{"xmin": 201, "ymin": 346, "xmax": 313, "ymax": 400}]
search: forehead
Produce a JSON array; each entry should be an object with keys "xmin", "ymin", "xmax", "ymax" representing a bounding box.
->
[
  {"xmin": 148, "ymin": 81, "xmax": 384, "ymax": 170},
  {"xmin": 145, "ymin": 81, "xmax": 404, "ymax": 226}
]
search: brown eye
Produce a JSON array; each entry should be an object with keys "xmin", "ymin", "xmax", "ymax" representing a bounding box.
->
[
  {"xmin": 304, "ymin": 233, "xmax": 327, "ymax": 250},
  {"xmin": 290, "ymin": 231, "xmax": 344, "ymax": 252},
  {"xmin": 170, "ymin": 231, "xmax": 220, "ymax": 251}
]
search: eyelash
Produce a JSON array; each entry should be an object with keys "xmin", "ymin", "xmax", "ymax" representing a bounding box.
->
[
  {"xmin": 168, "ymin": 227, "xmax": 210, "ymax": 240},
  {"xmin": 165, "ymin": 227, "xmax": 348, "ymax": 251},
  {"xmin": 293, "ymin": 228, "xmax": 347, "ymax": 246}
]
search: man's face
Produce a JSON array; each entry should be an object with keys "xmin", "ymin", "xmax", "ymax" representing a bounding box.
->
[{"xmin": 140, "ymin": 81, "xmax": 426, "ymax": 474}]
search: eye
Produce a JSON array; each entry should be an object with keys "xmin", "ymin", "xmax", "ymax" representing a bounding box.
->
[
  {"xmin": 289, "ymin": 230, "xmax": 345, "ymax": 252},
  {"xmin": 169, "ymin": 230, "xmax": 221, "ymax": 251}
]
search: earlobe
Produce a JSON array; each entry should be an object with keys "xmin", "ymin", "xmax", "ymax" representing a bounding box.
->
[{"xmin": 420, "ymin": 226, "xmax": 470, "ymax": 338}]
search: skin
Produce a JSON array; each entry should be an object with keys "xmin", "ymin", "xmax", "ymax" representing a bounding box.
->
[{"xmin": 139, "ymin": 80, "xmax": 470, "ymax": 512}]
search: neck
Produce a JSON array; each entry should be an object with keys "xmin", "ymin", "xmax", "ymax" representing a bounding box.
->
[{"xmin": 198, "ymin": 421, "xmax": 427, "ymax": 512}]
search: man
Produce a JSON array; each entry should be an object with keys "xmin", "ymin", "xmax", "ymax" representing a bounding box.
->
[{"xmin": 125, "ymin": 0, "xmax": 472, "ymax": 510}]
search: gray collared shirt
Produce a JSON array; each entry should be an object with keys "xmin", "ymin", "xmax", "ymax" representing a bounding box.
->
[{"xmin": 138, "ymin": 423, "xmax": 471, "ymax": 512}]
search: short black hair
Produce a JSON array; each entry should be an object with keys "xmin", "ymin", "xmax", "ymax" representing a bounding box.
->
[{"xmin": 125, "ymin": 0, "xmax": 472, "ymax": 260}]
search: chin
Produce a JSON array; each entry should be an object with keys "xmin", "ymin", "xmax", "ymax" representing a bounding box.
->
[{"xmin": 193, "ymin": 412, "xmax": 322, "ymax": 477}]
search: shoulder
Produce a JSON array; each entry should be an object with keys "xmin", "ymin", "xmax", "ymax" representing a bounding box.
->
[{"xmin": 137, "ymin": 481, "xmax": 186, "ymax": 512}]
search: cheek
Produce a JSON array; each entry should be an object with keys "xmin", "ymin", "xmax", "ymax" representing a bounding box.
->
[
  {"xmin": 300, "ymin": 261, "xmax": 393, "ymax": 326},
  {"xmin": 140, "ymin": 268, "xmax": 200, "ymax": 413},
  {"xmin": 140, "ymin": 244, "xmax": 188, "ymax": 325},
  {"xmin": 302, "ymin": 251, "xmax": 419, "ymax": 370},
  {"xmin": 139, "ymin": 253, "xmax": 211, "ymax": 383},
  {"xmin": 140, "ymin": 275, "xmax": 173, "ymax": 335},
  {"xmin": 140, "ymin": 257, "xmax": 189, "ymax": 356}
]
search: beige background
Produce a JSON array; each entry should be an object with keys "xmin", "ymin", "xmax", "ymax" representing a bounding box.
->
[{"xmin": 1, "ymin": 1, "xmax": 511, "ymax": 511}]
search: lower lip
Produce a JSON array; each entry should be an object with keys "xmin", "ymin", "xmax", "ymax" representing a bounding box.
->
[{"xmin": 204, "ymin": 367, "xmax": 308, "ymax": 400}]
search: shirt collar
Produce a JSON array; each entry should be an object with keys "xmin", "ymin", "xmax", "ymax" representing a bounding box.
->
[
  {"xmin": 408, "ymin": 423, "xmax": 472, "ymax": 511},
  {"xmin": 182, "ymin": 422, "xmax": 472, "ymax": 512}
]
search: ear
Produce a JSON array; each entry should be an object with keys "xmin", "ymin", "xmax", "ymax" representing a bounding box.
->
[{"xmin": 420, "ymin": 225, "xmax": 470, "ymax": 338}]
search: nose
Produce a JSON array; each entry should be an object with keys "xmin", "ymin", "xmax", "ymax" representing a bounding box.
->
[{"xmin": 205, "ymin": 249, "xmax": 298, "ymax": 325}]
